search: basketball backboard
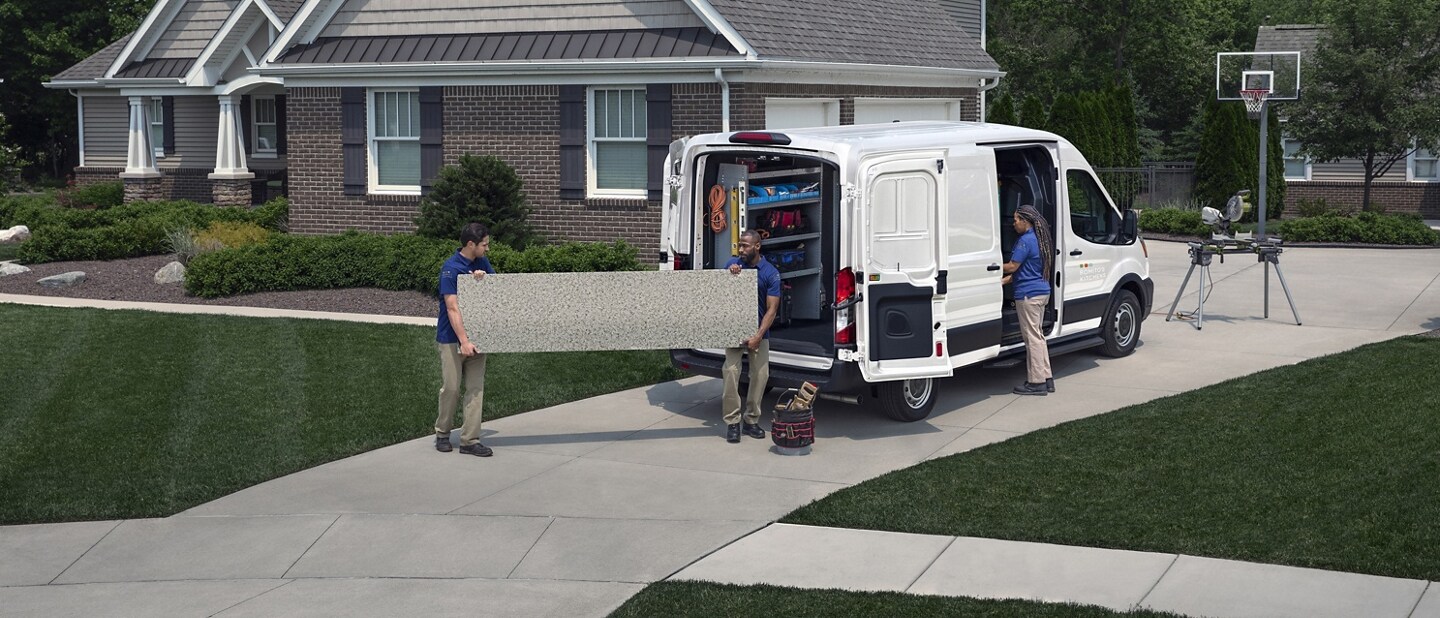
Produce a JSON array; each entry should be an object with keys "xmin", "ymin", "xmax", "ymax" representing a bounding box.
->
[{"xmin": 1216, "ymin": 51, "xmax": 1301, "ymax": 100}]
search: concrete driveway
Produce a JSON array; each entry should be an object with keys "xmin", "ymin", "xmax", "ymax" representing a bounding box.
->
[{"xmin": 1, "ymin": 241, "xmax": 1437, "ymax": 617}]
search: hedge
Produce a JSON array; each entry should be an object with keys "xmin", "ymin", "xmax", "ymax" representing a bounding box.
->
[
  {"xmin": 1139, "ymin": 208, "xmax": 1439, "ymax": 245},
  {"xmin": 184, "ymin": 231, "xmax": 647, "ymax": 298},
  {"xmin": 12, "ymin": 198, "xmax": 288, "ymax": 263}
]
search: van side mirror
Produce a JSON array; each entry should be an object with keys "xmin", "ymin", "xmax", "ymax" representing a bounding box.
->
[{"xmin": 1121, "ymin": 210, "xmax": 1139, "ymax": 243}]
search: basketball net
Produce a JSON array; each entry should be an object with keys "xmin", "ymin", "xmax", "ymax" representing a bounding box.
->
[{"xmin": 1240, "ymin": 89, "xmax": 1269, "ymax": 117}]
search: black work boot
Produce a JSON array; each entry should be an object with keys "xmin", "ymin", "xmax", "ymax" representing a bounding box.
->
[
  {"xmin": 726, "ymin": 423, "xmax": 741, "ymax": 443},
  {"xmin": 458, "ymin": 442, "xmax": 493, "ymax": 457},
  {"xmin": 1045, "ymin": 378, "xmax": 1056, "ymax": 393},
  {"xmin": 435, "ymin": 436, "xmax": 453, "ymax": 452},
  {"xmin": 1012, "ymin": 382, "xmax": 1048, "ymax": 396},
  {"xmin": 742, "ymin": 422, "xmax": 765, "ymax": 439}
]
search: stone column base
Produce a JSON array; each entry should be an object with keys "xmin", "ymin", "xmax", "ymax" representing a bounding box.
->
[
  {"xmin": 122, "ymin": 176, "xmax": 164, "ymax": 203},
  {"xmin": 211, "ymin": 178, "xmax": 253, "ymax": 207}
]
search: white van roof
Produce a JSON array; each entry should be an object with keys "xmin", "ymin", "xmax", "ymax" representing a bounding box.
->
[{"xmin": 688, "ymin": 122, "xmax": 1065, "ymax": 155}]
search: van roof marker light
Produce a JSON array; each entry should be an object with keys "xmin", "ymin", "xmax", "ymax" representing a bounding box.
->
[{"xmin": 729, "ymin": 131, "xmax": 791, "ymax": 146}]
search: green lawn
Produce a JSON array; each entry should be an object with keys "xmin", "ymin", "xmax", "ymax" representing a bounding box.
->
[
  {"xmin": 783, "ymin": 335, "xmax": 1440, "ymax": 581},
  {"xmin": 0, "ymin": 304, "xmax": 682, "ymax": 524},
  {"xmin": 610, "ymin": 582, "xmax": 1182, "ymax": 617}
]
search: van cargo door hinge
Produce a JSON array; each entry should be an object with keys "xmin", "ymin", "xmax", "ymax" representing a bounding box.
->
[
  {"xmin": 838, "ymin": 349, "xmax": 862, "ymax": 362},
  {"xmin": 666, "ymin": 174, "xmax": 683, "ymax": 187},
  {"xmin": 842, "ymin": 183, "xmax": 858, "ymax": 202},
  {"xmin": 936, "ymin": 159, "xmax": 944, "ymax": 173}
]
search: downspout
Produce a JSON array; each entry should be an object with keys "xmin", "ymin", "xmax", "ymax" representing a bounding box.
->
[
  {"xmin": 714, "ymin": 68, "xmax": 730, "ymax": 132},
  {"xmin": 70, "ymin": 90, "xmax": 85, "ymax": 167},
  {"xmin": 978, "ymin": 76, "xmax": 1003, "ymax": 123}
]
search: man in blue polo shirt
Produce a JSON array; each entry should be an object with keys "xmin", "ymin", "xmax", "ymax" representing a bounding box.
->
[
  {"xmin": 722, "ymin": 229, "xmax": 783, "ymax": 443},
  {"xmin": 434, "ymin": 222, "xmax": 497, "ymax": 457}
]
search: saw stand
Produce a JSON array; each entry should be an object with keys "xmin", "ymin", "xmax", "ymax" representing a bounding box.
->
[{"xmin": 1166, "ymin": 238, "xmax": 1301, "ymax": 330}]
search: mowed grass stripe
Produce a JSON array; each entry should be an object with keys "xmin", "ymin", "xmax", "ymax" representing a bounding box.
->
[
  {"xmin": 783, "ymin": 336, "xmax": 1440, "ymax": 581},
  {"xmin": 0, "ymin": 304, "xmax": 683, "ymax": 524}
]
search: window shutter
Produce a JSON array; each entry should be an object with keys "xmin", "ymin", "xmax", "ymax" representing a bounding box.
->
[
  {"xmin": 419, "ymin": 86, "xmax": 443, "ymax": 195},
  {"xmin": 341, "ymin": 87, "xmax": 366, "ymax": 196},
  {"xmin": 558, "ymin": 85, "xmax": 586, "ymax": 200},
  {"xmin": 162, "ymin": 96, "xmax": 176, "ymax": 156},
  {"xmin": 239, "ymin": 95, "xmax": 252, "ymax": 155},
  {"xmin": 276, "ymin": 95, "xmax": 287, "ymax": 156},
  {"xmin": 646, "ymin": 84, "xmax": 672, "ymax": 201}
]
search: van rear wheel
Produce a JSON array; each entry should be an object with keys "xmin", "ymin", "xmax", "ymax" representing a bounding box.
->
[
  {"xmin": 877, "ymin": 378, "xmax": 936, "ymax": 422},
  {"xmin": 1100, "ymin": 290, "xmax": 1141, "ymax": 357}
]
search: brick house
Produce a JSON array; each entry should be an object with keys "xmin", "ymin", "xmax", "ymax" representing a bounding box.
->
[
  {"xmin": 1257, "ymin": 25, "xmax": 1440, "ymax": 218},
  {"xmin": 48, "ymin": 0, "xmax": 1002, "ymax": 253}
]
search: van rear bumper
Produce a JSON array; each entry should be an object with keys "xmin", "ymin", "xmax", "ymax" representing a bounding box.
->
[{"xmin": 669, "ymin": 348, "xmax": 867, "ymax": 393}]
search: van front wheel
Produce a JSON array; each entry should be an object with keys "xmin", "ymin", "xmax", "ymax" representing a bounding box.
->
[
  {"xmin": 1100, "ymin": 290, "xmax": 1141, "ymax": 357},
  {"xmin": 877, "ymin": 378, "xmax": 936, "ymax": 422}
]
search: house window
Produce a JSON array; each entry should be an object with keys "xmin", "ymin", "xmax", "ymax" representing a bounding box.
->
[
  {"xmin": 1282, "ymin": 138, "xmax": 1309, "ymax": 180},
  {"xmin": 369, "ymin": 90, "xmax": 420, "ymax": 192},
  {"xmin": 588, "ymin": 87, "xmax": 647, "ymax": 196},
  {"xmin": 1411, "ymin": 144, "xmax": 1439, "ymax": 182},
  {"xmin": 149, "ymin": 98, "xmax": 165, "ymax": 157},
  {"xmin": 253, "ymin": 96, "xmax": 278, "ymax": 156}
]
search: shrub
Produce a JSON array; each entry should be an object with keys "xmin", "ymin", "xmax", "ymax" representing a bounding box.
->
[
  {"xmin": 166, "ymin": 227, "xmax": 201, "ymax": 265},
  {"xmin": 184, "ymin": 233, "xmax": 647, "ymax": 298},
  {"xmin": 15, "ymin": 198, "xmax": 289, "ymax": 263},
  {"xmin": 415, "ymin": 155, "xmax": 540, "ymax": 249},
  {"xmin": 1138, "ymin": 208, "xmax": 1209, "ymax": 237},
  {"xmin": 1292, "ymin": 197, "xmax": 1347, "ymax": 218},
  {"xmin": 56, "ymin": 181, "xmax": 124, "ymax": 209},
  {"xmin": 1277, "ymin": 212, "xmax": 1439, "ymax": 245},
  {"xmin": 194, "ymin": 221, "xmax": 270, "ymax": 251}
]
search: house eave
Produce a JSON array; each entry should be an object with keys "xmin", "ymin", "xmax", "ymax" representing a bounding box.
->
[{"xmin": 258, "ymin": 58, "xmax": 1003, "ymax": 81}]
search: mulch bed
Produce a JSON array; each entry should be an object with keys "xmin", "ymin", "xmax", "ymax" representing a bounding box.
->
[{"xmin": 0, "ymin": 254, "xmax": 435, "ymax": 318}]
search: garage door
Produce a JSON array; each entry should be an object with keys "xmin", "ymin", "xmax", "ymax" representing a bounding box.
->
[
  {"xmin": 765, "ymin": 98, "xmax": 839, "ymax": 129},
  {"xmin": 854, "ymin": 99, "xmax": 962, "ymax": 125}
]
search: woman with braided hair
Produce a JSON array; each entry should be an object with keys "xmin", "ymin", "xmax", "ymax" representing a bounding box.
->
[{"xmin": 1002, "ymin": 204, "xmax": 1055, "ymax": 396}]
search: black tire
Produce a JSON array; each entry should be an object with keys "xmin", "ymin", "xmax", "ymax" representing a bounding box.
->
[
  {"xmin": 877, "ymin": 378, "xmax": 937, "ymax": 422},
  {"xmin": 1100, "ymin": 290, "xmax": 1142, "ymax": 357}
]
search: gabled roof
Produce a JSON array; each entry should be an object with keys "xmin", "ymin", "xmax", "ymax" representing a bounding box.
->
[
  {"xmin": 49, "ymin": 35, "xmax": 132, "ymax": 83},
  {"xmin": 262, "ymin": 0, "xmax": 304, "ymax": 21},
  {"xmin": 276, "ymin": 27, "xmax": 738, "ymax": 64},
  {"xmin": 1255, "ymin": 24, "xmax": 1325, "ymax": 55},
  {"xmin": 706, "ymin": 0, "xmax": 997, "ymax": 71}
]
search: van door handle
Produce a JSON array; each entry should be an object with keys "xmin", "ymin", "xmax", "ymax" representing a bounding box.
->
[
  {"xmin": 986, "ymin": 263, "xmax": 1001, "ymax": 271},
  {"xmin": 1069, "ymin": 250, "xmax": 1083, "ymax": 256}
]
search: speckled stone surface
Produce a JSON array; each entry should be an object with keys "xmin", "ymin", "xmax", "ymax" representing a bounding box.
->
[{"xmin": 458, "ymin": 270, "xmax": 759, "ymax": 353}]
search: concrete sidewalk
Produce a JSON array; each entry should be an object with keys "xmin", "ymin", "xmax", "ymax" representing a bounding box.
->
[{"xmin": 1, "ymin": 242, "xmax": 1437, "ymax": 617}]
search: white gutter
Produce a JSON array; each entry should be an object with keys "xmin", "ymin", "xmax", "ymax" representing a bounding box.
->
[
  {"xmin": 258, "ymin": 58, "xmax": 1004, "ymax": 81},
  {"xmin": 71, "ymin": 90, "xmax": 85, "ymax": 166},
  {"xmin": 978, "ymin": 75, "xmax": 1004, "ymax": 122},
  {"xmin": 715, "ymin": 68, "xmax": 730, "ymax": 132}
]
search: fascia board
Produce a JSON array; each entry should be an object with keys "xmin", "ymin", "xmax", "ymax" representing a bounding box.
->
[
  {"xmin": 261, "ymin": 0, "xmax": 338, "ymax": 65},
  {"xmin": 680, "ymin": 0, "xmax": 756, "ymax": 59},
  {"xmin": 43, "ymin": 80, "xmax": 102, "ymax": 89},
  {"xmin": 260, "ymin": 58, "xmax": 1003, "ymax": 82},
  {"xmin": 106, "ymin": 0, "xmax": 181, "ymax": 78},
  {"xmin": 253, "ymin": 0, "xmax": 284, "ymax": 30},
  {"xmin": 185, "ymin": 0, "xmax": 262, "ymax": 86}
]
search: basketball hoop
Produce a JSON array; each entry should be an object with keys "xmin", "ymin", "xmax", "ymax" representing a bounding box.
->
[{"xmin": 1240, "ymin": 89, "xmax": 1269, "ymax": 116}]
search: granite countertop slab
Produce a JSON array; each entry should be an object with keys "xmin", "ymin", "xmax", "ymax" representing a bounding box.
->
[{"xmin": 458, "ymin": 270, "xmax": 759, "ymax": 353}]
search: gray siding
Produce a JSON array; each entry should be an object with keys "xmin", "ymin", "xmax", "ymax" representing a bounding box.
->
[
  {"xmin": 320, "ymin": 0, "xmax": 704, "ymax": 38},
  {"xmin": 161, "ymin": 96, "xmax": 220, "ymax": 169},
  {"xmin": 82, "ymin": 95, "xmax": 130, "ymax": 167},
  {"xmin": 936, "ymin": 0, "xmax": 983, "ymax": 41},
  {"xmin": 1308, "ymin": 159, "xmax": 1405, "ymax": 182},
  {"xmin": 150, "ymin": 0, "xmax": 239, "ymax": 60}
]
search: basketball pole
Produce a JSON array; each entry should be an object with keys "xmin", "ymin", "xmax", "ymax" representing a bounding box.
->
[{"xmin": 1257, "ymin": 99, "xmax": 1269, "ymax": 239}]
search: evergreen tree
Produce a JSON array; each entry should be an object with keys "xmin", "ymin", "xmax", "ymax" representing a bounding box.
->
[
  {"xmin": 1193, "ymin": 101, "xmax": 1260, "ymax": 215},
  {"xmin": 1019, "ymin": 94, "xmax": 1047, "ymax": 131},
  {"xmin": 415, "ymin": 155, "xmax": 541, "ymax": 249},
  {"xmin": 1046, "ymin": 93, "xmax": 1084, "ymax": 154},
  {"xmin": 1111, "ymin": 83, "xmax": 1143, "ymax": 167},
  {"xmin": 1263, "ymin": 105, "xmax": 1287, "ymax": 219},
  {"xmin": 987, "ymin": 92, "xmax": 1018, "ymax": 125}
]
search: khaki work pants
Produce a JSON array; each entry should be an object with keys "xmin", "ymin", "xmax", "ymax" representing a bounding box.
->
[
  {"xmin": 435, "ymin": 343, "xmax": 487, "ymax": 446},
  {"xmin": 722, "ymin": 340, "xmax": 770, "ymax": 426},
  {"xmin": 1017, "ymin": 295, "xmax": 1052, "ymax": 384}
]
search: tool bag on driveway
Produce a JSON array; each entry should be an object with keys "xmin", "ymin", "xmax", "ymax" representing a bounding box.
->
[{"xmin": 771, "ymin": 382, "xmax": 818, "ymax": 455}]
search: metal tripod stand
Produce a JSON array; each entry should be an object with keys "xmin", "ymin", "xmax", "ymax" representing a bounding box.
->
[{"xmin": 1166, "ymin": 241, "xmax": 1222, "ymax": 330}]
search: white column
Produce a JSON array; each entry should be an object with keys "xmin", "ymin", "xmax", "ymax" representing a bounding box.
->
[
  {"xmin": 121, "ymin": 96, "xmax": 159, "ymax": 178},
  {"xmin": 210, "ymin": 95, "xmax": 253, "ymax": 180}
]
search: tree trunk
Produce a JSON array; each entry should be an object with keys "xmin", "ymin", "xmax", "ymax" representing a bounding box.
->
[{"xmin": 1362, "ymin": 152, "xmax": 1375, "ymax": 212}]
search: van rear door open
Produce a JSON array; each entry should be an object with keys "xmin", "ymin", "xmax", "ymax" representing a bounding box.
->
[{"xmin": 855, "ymin": 152, "xmax": 953, "ymax": 381}]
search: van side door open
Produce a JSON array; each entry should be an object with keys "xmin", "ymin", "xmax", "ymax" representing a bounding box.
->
[{"xmin": 855, "ymin": 152, "xmax": 952, "ymax": 381}]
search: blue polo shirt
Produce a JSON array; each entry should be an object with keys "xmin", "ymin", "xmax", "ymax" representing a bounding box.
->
[
  {"xmin": 725, "ymin": 256, "xmax": 783, "ymax": 338},
  {"xmin": 436, "ymin": 250, "xmax": 496, "ymax": 344},
  {"xmin": 1010, "ymin": 229, "xmax": 1051, "ymax": 300}
]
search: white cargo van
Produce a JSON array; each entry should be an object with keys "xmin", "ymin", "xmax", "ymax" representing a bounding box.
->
[{"xmin": 660, "ymin": 122, "xmax": 1154, "ymax": 421}]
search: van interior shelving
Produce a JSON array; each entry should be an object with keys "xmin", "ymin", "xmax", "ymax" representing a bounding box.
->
[{"xmin": 697, "ymin": 152, "xmax": 839, "ymax": 356}]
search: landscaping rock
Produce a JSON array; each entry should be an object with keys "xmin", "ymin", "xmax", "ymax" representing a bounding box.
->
[
  {"xmin": 0, "ymin": 225, "xmax": 30, "ymax": 243},
  {"xmin": 0, "ymin": 262, "xmax": 31, "ymax": 277},
  {"xmin": 37, "ymin": 271, "xmax": 87, "ymax": 288},
  {"xmin": 154, "ymin": 261, "xmax": 186, "ymax": 285}
]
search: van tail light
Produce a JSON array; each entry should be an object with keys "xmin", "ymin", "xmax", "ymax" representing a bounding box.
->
[{"xmin": 835, "ymin": 267, "xmax": 856, "ymax": 345}]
